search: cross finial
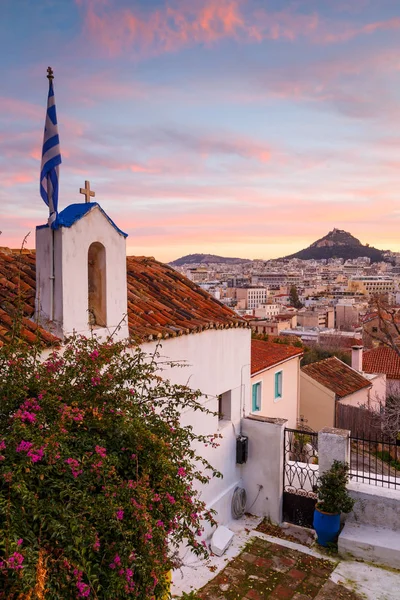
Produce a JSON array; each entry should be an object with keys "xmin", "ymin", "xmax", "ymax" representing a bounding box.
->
[
  {"xmin": 80, "ymin": 180, "xmax": 95, "ymax": 203},
  {"xmin": 47, "ymin": 66, "xmax": 54, "ymax": 81}
]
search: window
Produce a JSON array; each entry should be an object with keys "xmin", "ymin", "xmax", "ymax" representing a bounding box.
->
[
  {"xmin": 88, "ymin": 242, "xmax": 107, "ymax": 327},
  {"xmin": 274, "ymin": 371, "xmax": 283, "ymax": 400},
  {"xmin": 252, "ymin": 382, "xmax": 261, "ymax": 412},
  {"xmin": 218, "ymin": 391, "xmax": 232, "ymax": 421}
]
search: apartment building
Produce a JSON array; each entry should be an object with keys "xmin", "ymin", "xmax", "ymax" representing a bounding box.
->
[
  {"xmin": 297, "ymin": 307, "xmax": 335, "ymax": 329},
  {"xmin": 348, "ymin": 276, "xmax": 394, "ymax": 296}
]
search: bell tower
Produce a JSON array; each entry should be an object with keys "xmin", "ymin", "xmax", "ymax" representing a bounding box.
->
[{"xmin": 35, "ymin": 195, "xmax": 129, "ymax": 342}]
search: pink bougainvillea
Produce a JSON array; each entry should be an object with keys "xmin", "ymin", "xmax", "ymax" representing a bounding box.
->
[{"xmin": 0, "ymin": 334, "xmax": 219, "ymax": 598}]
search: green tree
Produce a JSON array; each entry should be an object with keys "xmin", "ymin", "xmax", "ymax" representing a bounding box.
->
[
  {"xmin": 302, "ymin": 345, "xmax": 351, "ymax": 366},
  {"xmin": 289, "ymin": 285, "xmax": 303, "ymax": 309},
  {"xmin": 0, "ymin": 334, "xmax": 220, "ymax": 599}
]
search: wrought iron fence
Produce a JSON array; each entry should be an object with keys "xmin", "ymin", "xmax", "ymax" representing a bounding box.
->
[
  {"xmin": 283, "ymin": 428, "xmax": 319, "ymax": 528},
  {"xmin": 350, "ymin": 435, "xmax": 400, "ymax": 490}
]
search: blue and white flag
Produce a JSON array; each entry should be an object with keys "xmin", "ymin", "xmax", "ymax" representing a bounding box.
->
[{"xmin": 40, "ymin": 78, "xmax": 61, "ymax": 224}]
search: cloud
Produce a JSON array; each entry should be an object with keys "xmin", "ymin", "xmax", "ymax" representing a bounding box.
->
[{"xmin": 75, "ymin": 0, "xmax": 400, "ymax": 58}]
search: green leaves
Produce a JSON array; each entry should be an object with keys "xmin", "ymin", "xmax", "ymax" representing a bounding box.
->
[{"xmin": 0, "ymin": 335, "xmax": 218, "ymax": 598}]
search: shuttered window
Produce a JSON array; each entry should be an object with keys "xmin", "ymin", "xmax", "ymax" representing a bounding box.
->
[
  {"xmin": 252, "ymin": 382, "xmax": 261, "ymax": 412},
  {"xmin": 274, "ymin": 371, "xmax": 283, "ymax": 400}
]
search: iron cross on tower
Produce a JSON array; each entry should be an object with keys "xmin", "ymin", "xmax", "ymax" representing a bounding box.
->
[{"xmin": 80, "ymin": 180, "xmax": 95, "ymax": 203}]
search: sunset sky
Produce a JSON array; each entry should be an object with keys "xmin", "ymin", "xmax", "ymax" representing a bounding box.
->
[{"xmin": 1, "ymin": 0, "xmax": 400, "ymax": 262}]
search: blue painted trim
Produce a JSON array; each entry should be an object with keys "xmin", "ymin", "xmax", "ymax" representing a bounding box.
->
[{"xmin": 50, "ymin": 203, "xmax": 128, "ymax": 238}]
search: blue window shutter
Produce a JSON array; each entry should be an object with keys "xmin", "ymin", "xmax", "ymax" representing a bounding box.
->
[
  {"xmin": 275, "ymin": 372, "xmax": 282, "ymax": 398},
  {"xmin": 252, "ymin": 384, "xmax": 257, "ymax": 411}
]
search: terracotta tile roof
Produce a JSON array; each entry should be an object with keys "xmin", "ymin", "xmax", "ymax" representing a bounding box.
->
[
  {"xmin": 251, "ymin": 339, "xmax": 303, "ymax": 375},
  {"xmin": 126, "ymin": 256, "xmax": 246, "ymax": 341},
  {"xmin": 301, "ymin": 357, "xmax": 371, "ymax": 398},
  {"xmin": 363, "ymin": 346, "xmax": 400, "ymax": 380},
  {"xmin": 0, "ymin": 251, "xmax": 246, "ymax": 346},
  {"xmin": 0, "ymin": 250, "xmax": 58, "ymax": 347}
]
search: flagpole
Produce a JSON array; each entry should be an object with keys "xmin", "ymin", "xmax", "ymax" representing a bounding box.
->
[{"xmin": 47, "ymin": 66, "xmax": 55, "ymax": 322}]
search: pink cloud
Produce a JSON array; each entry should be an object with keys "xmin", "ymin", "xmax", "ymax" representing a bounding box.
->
[{"xmin": 75, "ymin": 0, "xmax": 400, "ymax": 58}]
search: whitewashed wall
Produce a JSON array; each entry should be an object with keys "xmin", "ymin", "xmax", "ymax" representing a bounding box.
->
[
  {"xmin": 241, "ymin": 415, "xmax": 286, "ymax": 524},
  {"xmin": 141, "ymin": 327, "xmax": 251, "ymax": 532},
  {"xmin": 36, "ymin": 206, "xmax": 129, "ymax": 341},
  {"xmin": 251, "ymin": 356, "xmax": 301, "ymax": 429}
]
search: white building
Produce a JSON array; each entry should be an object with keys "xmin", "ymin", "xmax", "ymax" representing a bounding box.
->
[
  {"xmin": 3, "ymin": 200, "xmax": 252, "ymax": 535},
  {"xmin": 251, "ymin": 340, "xmax": 303, "ymax": 429}
]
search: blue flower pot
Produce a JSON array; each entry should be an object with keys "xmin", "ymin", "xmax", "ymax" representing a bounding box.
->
[{"xmin": 313, "ymin": 507, "xmax": 340, "ymax": 547}]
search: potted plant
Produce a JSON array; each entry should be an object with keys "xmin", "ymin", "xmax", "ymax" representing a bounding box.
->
[{"xmin": 313, "ymin": 460, "xmax": 355, "ymax": 547}]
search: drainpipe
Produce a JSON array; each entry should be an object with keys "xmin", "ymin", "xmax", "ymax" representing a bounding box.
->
[{"xmin": 240, "ymin": 363, "xmax": 250, "ymax": 434}]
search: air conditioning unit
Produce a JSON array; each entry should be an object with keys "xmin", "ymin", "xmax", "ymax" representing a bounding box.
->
[{"xmin": 236, "ymin": 435, "xmax": 248, "ymax": 464}]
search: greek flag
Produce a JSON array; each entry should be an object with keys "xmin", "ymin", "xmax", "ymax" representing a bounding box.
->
[{"xmin": 40, "ymin": 78, "xmax": 61, "ymax": 223}]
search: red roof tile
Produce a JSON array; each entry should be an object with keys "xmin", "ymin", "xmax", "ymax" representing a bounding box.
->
[
  {"xmin": 363, "ymin": 346, "xmax": 400, "ymax": 380},
  {"xmin": 0, "ymin": 250, "xmax": 58, "ymax": 347},
  {"xmin": 126, "ymin": 256, "xmax": 246, "ymax": 341},
  {"xmin": 301, "ymin": 357, "xmax": 371, "ymax": 398},
  {"xmin": 251, "ymin": 339, "xmax": 303, "ymax": 375},
  {"xmin": 0, "ymin": 251, "xmax": 246, "ymax": 346}
]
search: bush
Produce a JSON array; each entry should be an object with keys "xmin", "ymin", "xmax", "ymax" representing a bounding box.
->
[
  {"xmin": 315, "ymin": 460, "xmax": 354, "ymax": 515},
  {"xmin": 0, "ymin": 335, "xmax": 220, "ymax": 599}
]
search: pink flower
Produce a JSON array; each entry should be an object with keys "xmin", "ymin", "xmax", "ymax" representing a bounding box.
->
[
  {"xmin": 8, "ymin": 552, "xmax": 24, "ymax": 570},
  {"xmin": 156, "ymin": 520, "xmax": 164, "ymax": 528},
  {"xmin": 76, "ymin": 581, "xmax": 90, "ymax": 598},
  {"xmin": 113, "ymin": 554, "xmax": 121, "ymax": 565},
  {"xmin": 166, "ymin": 493, "xmax": 175, "ymax": 505},
  {"xmin": 116, "ymin": 509, "xmax": 124, "ymax": 521},
  {"xmin": 17, "ymin": 539, "xmax": 23, "ymax": 546},
  {"xmin": 177, "ymin": 467, "xmax": 187, "ymax": 478},
  {"xmin": 0, "ymin": 440, "xmax": 5, "ymax": 451},
  {"xmin": 65, "ymin": 458, "xmax": 83, "ymax": 478},
  {"xmin": 144, "ymin": 532, "xmax": 153, "ymax": 541},
  {"xmin": 90, "ymin": 350, "xmax": 99, "ymax": 360},
  {"xmin": 94, "ymin": 445, "xmax": 107, "ymax": 458},
  {"xmin": 16, "ymin": 440, "xmax": 33, "ymax": 453},
  {"xmin": 27, "ymin": 447, "xmax": 44, "ymax": 463},
  {"xmin": 93, "ymin": 535, "xmax": 100, "ymax": 552}
]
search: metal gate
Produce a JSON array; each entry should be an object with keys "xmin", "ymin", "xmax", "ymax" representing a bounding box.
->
[{"xmin": 283, "ymin": 428, "xmax": 318, "ymax": 528}]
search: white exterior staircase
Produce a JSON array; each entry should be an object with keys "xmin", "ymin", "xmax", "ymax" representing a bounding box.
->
[{"xmin": 338, "ymin": 481, "xmax": 400, "ymax": 570}]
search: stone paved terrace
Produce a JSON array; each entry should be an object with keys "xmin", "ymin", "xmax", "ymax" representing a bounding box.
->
[
  {"xmin": 172, "ymin": 516, "xmax": 400, "ymax": 600},
  {"xmin": 195, "ymin": 536, "xmax": 362, "ymax": 600}
]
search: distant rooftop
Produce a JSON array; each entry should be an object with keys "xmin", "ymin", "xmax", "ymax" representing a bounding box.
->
[{"xmin": 302, "ymin": 356, "xmax": 371, "ymax": 398}]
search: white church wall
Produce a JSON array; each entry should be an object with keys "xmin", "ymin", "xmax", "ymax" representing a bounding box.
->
[
  {"xmin": 61, "ymin": 208, "xmax": 128, "ymax": 339},
  {"xmin": 36, "ymin": 206, "xmax": 129, "ymax": 341},
  {"xmin": 141, "ymin": 327, "xmax": 251, "ymax": 531}
]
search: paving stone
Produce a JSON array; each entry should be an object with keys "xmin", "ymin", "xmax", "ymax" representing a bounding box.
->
[
  {"xmin": 292, "ymin": 594, "xmax": 313, "ymax": 600},
  {"xmin": 272, "ymin": 555, "xmax": 296, "ymax": 572},
  {"xmin": 314, "ymin": 579, "xmax": 364, "ymax": 600},
  {"xmin": 296, "ymin": 581, "xmax": 319, "ymax": 597},
  {"xmin": 268, "ymin": 543, "xmax": 286, "ymax": 554},
  {"xmin": 287, "ymin": 569, "xmax": 307, "ymax": 581},
  {"xmin": 306, "ymin": 575, "xmax": 325, "ymax": 587},
  {"xmin": 312, "ymin": 567, "xmax": 332, "ymax": 579},
  {"xmin": 270, "ymin": 584, "xmax": 295, "ymax": 599},
  {"xmin": 242, "ymin": 552, "xmax": 258, "ymax": 563},
  {"xmin": 246, "ymin": 589, "xmax": 264, "ymax": 599},
  {"xmin": 255, "ymin": 557, "xmax": 274, "ymax": 569}
]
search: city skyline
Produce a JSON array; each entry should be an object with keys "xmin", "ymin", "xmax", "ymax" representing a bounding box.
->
[{"xmin": 1, "ymin": 0, "xmax": 400, "ymax": 262}]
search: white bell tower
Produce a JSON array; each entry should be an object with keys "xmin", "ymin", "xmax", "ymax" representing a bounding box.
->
[{"xmin": 35, "ymin": 191, "xmax": 129, "ymax": 342}]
